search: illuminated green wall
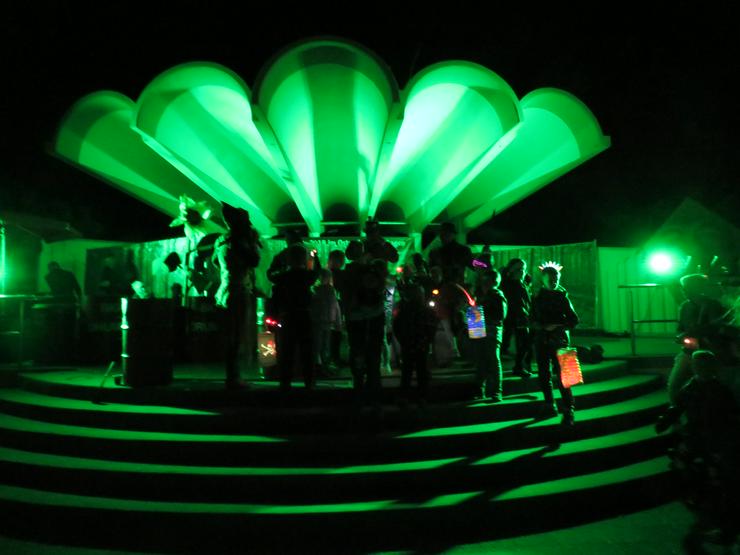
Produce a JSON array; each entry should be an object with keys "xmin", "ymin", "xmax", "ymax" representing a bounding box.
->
[{"xmin": 55, "ymin": 39, "xmax": 609, "ymax": 237}]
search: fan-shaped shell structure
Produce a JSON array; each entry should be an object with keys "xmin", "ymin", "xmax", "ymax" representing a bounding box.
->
[{"xmin": 55, "ymin": 38, "xmax": 609, "ymax": 237}]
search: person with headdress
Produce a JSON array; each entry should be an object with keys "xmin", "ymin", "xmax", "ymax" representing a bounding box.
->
[
  {"xmin": 212, "ymin": 203, "xmax": 261, "ymax": 389},
  {"xmin": 531, "ymin": 261, "xmax": 579, "ymax": 426}
]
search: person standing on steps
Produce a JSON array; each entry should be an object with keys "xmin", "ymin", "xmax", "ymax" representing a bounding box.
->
[
  {"xmin": 270, "ymin": 245, "xmax": 321, "ymax": 392},
  {"xmin": 500, "ymin": 258, "xmax": 534, "ymax": 379},
  {"xmin": 212, "ymin": 204, "xmax": 261, "ymax": 390},
  {"xmin": 531, "ymin": 262, "xmax": 579, "ymax": 426},
  {"xmin": 471, "ymin": 270, "xmax": 507, "ymax": 402},
  {"xmin": 393, "ymin": 283, "xmax": 437, "ymax": 406}
]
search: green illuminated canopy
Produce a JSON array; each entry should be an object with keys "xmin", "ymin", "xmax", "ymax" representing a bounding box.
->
[{"xmin": 55, "ymin": 39, "xmax": 609, "ymax": 236}]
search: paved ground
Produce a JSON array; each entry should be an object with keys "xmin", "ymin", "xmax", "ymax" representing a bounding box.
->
[{"xmin": 0, "ymin": 502, "xmax": 713, "ymax": 554}]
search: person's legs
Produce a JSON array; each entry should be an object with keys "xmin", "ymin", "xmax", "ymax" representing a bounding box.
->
[
  {"xmin": 295, "ymin": 312, "xmax": 314, "ymax": 388},
  {"xmin": 473, "ymin": 338, "xmax": 488, "ymax": 398},
  {"xmin": 668, "ymin": 352, "xmax": 693, "ymax": 405},
  {"xmin": 276, "ymin": 324, "xmax": 294, "ymax": 392},
  {"xmin": 490, "ymin": 337, "xmax": 503, "ymax": 401},
  {"xmin": 480, "ymin": 338, "xmax": 498, "ymax": 400},
  {"xmin": 535, "ymin": 342, "xmax": 557, "ymax": 416},
  {"xmin": 502, "ymin": 321, "xmax": 513, "ymax": 355},
  {"xmin": 346, "ymin": 319, "xmax": 365, "ymax": 390},
  {"xmin": 552, "ymin": 350, "xmax": 575, "ymax": 424},
  {"xmin": 312, "ymin": 324, "xmax": 323, "ymax": 369},
  {"xmin": 400, "ymin": 343, "xmax": 413, "ymax": 399},
  {"xmin": 513, "ymin": 327, "xmax": 533, "ymax": 374},
  {"xmin": 416, "ymin": 347, "xmax": 430, "ymax": 401},
  {"xmin": 330, "ymin": 329, "xmax": 342, "ymax": 365},
  {"xmin": 321, "ymin": 329, "xmax": 333, "ymax": 372},
  {"xmin": 433, "ymin": 318, "xmax": 456, "ymax": 367},
  {"xmin": 244, "ymin": 293, "xmax": 257, "ymax": 373},
  {"xmin": 224, "ymin": 293, "xmax": 246, "ymax": 385},
  {"xmin": 380, "ymin": 329, "xmax": 392, "ymax": 372},
  {"xmin": 364, "ymin": 314, "xmax": 385, "ymax": 405}
]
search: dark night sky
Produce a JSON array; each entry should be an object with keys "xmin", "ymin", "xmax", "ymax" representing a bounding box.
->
[{"xmin": 1, "ymin": 3, "xmax": 738, "ymax": 246}]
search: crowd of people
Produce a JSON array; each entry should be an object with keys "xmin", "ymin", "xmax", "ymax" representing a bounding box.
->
[
  {"xmin": 213, "ymin": 206, "xmax": 582, "ymax": 426},
  {"xmin": 42, "ymin": 201, "xmax": 740, "ymax": 549}
]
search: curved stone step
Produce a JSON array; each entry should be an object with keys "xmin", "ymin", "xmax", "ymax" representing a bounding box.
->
[
  {"xmin": 0, "ymin": 390, "xmax": 669, "ymax": 466},
  {"xmin": 0, "ymin": 457, "xmax": 675, "ymax": 554},
  {"xmin": 0, "ymin": 374, "xmax": 662, "ymax": 434},
  {"xmin": 16, "ymin": 359, "xmax": 631, "ymax": 407},
  {"xmin": 0, "ymin": 425, "xmax": 673, "ymax": 504}
]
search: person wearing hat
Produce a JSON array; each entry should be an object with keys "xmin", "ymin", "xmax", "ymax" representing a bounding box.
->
[{"xmin": 212, "ymin": 204, "xmax": 261, "ymax": 389}]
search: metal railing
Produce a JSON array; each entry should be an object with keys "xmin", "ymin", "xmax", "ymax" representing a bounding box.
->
[{"xmin": 617, "ymin": 283, "xmax": 677, "ymax": 355}]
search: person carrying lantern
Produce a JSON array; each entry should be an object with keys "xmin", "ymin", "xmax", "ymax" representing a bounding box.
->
[{"xmin": 531, "ymin": 261, "xmax": 579, "ymax": 426}]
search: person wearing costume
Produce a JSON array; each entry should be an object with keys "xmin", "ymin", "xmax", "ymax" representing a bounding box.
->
[{"xmin": 212, "ymin": 204, "xmax": 261, "ymax": 389}]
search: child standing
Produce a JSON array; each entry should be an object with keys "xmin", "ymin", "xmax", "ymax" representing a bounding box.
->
[
  {"xmin": 500, "ymin": 258, "xmax": 533, "ymax": 378},
  {"xmin": 471, "ymin": 270, "xmax": 508, "ymax": 402},
  {"xmin": 270, "ymin": 245, "xmax": 320, "ymax": 391},
  {"xmin": 393, "ymin": 284, "xmax": 437, "ymax": 404},
  {"xmin": 531, "ymin": 262, "xmax": 579, "ymax": 425},
  {"xmin": 311, "ymin": 269, "xmax": 342, "ymax": 376}
]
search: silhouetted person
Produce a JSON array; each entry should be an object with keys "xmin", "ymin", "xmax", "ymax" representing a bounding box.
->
[
  {"xmin": 668, "ymin": 273, "xmax": 732, "ymax": 404},
  {"xmin": 531, "ymin": 263, "xmax": 579, "ymax": 426},
  {"xmin": 344, "ymin": 243, "xmax": 387, "ymax": 406},
  {"xmin": 362, "ymin": 218, "xmax": 398, "ymax": 264},
  {"xmin": 212, "ymin": 204, "xmax": 261, "ymax": 389},
  {"xmin": 43, "ymin": 261, "xmax": 81, "ymax": 362},
  {"xmin": 393, "ymin": 284, "xmax": 436, "ymax": 405},
  {"xmin": 311, "ymin": 268, "xmax": 341, "ymax": 376},
  {"xmin": 472, "ymin": 270, "xmax": 507, "ymax": 402},
  {"xmin": 429, "ymin": 222, "xmax": 471, "ymax": 358},
  {"xmin": 45, "ymin": 262, "xmax": 81, "ymax": 302},
  {"xmin": 500, "ymin": 258, "xmax": 533, "ymax": 378},
  {"xmin": 429, "ymin": 222, "xmax": 472, "ymax": 285},
  {"xmin": 327, "ymin": 249, "xmax": 347, "ymax": 366},
  {"xmin": 271, "ymin": 245, "xmax": 320, "ymax": 391},
  {"xmin": 97, "ymin": 255, "xmax": 116, "ymax": 296},
  {"xmin": 656, "ymin": 350, "xmax": 740, "ymax": 553},
  {"xmin": 267, "ymin": 229, "xmax": 303, "ymax": 283},
  {"xmin": 157, "ymin": 252, "xmax": 187, "ymax": 300}
]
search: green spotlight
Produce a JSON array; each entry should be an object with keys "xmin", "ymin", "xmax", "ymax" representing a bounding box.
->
[{"xmin": 647, "ymin": 251, "xmax": 678, "ymax": 275}]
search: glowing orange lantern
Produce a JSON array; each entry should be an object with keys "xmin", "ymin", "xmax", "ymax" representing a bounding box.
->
[{"xmin": 557, "ymin": 347, "xmax": 583, "ymax": 388}]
